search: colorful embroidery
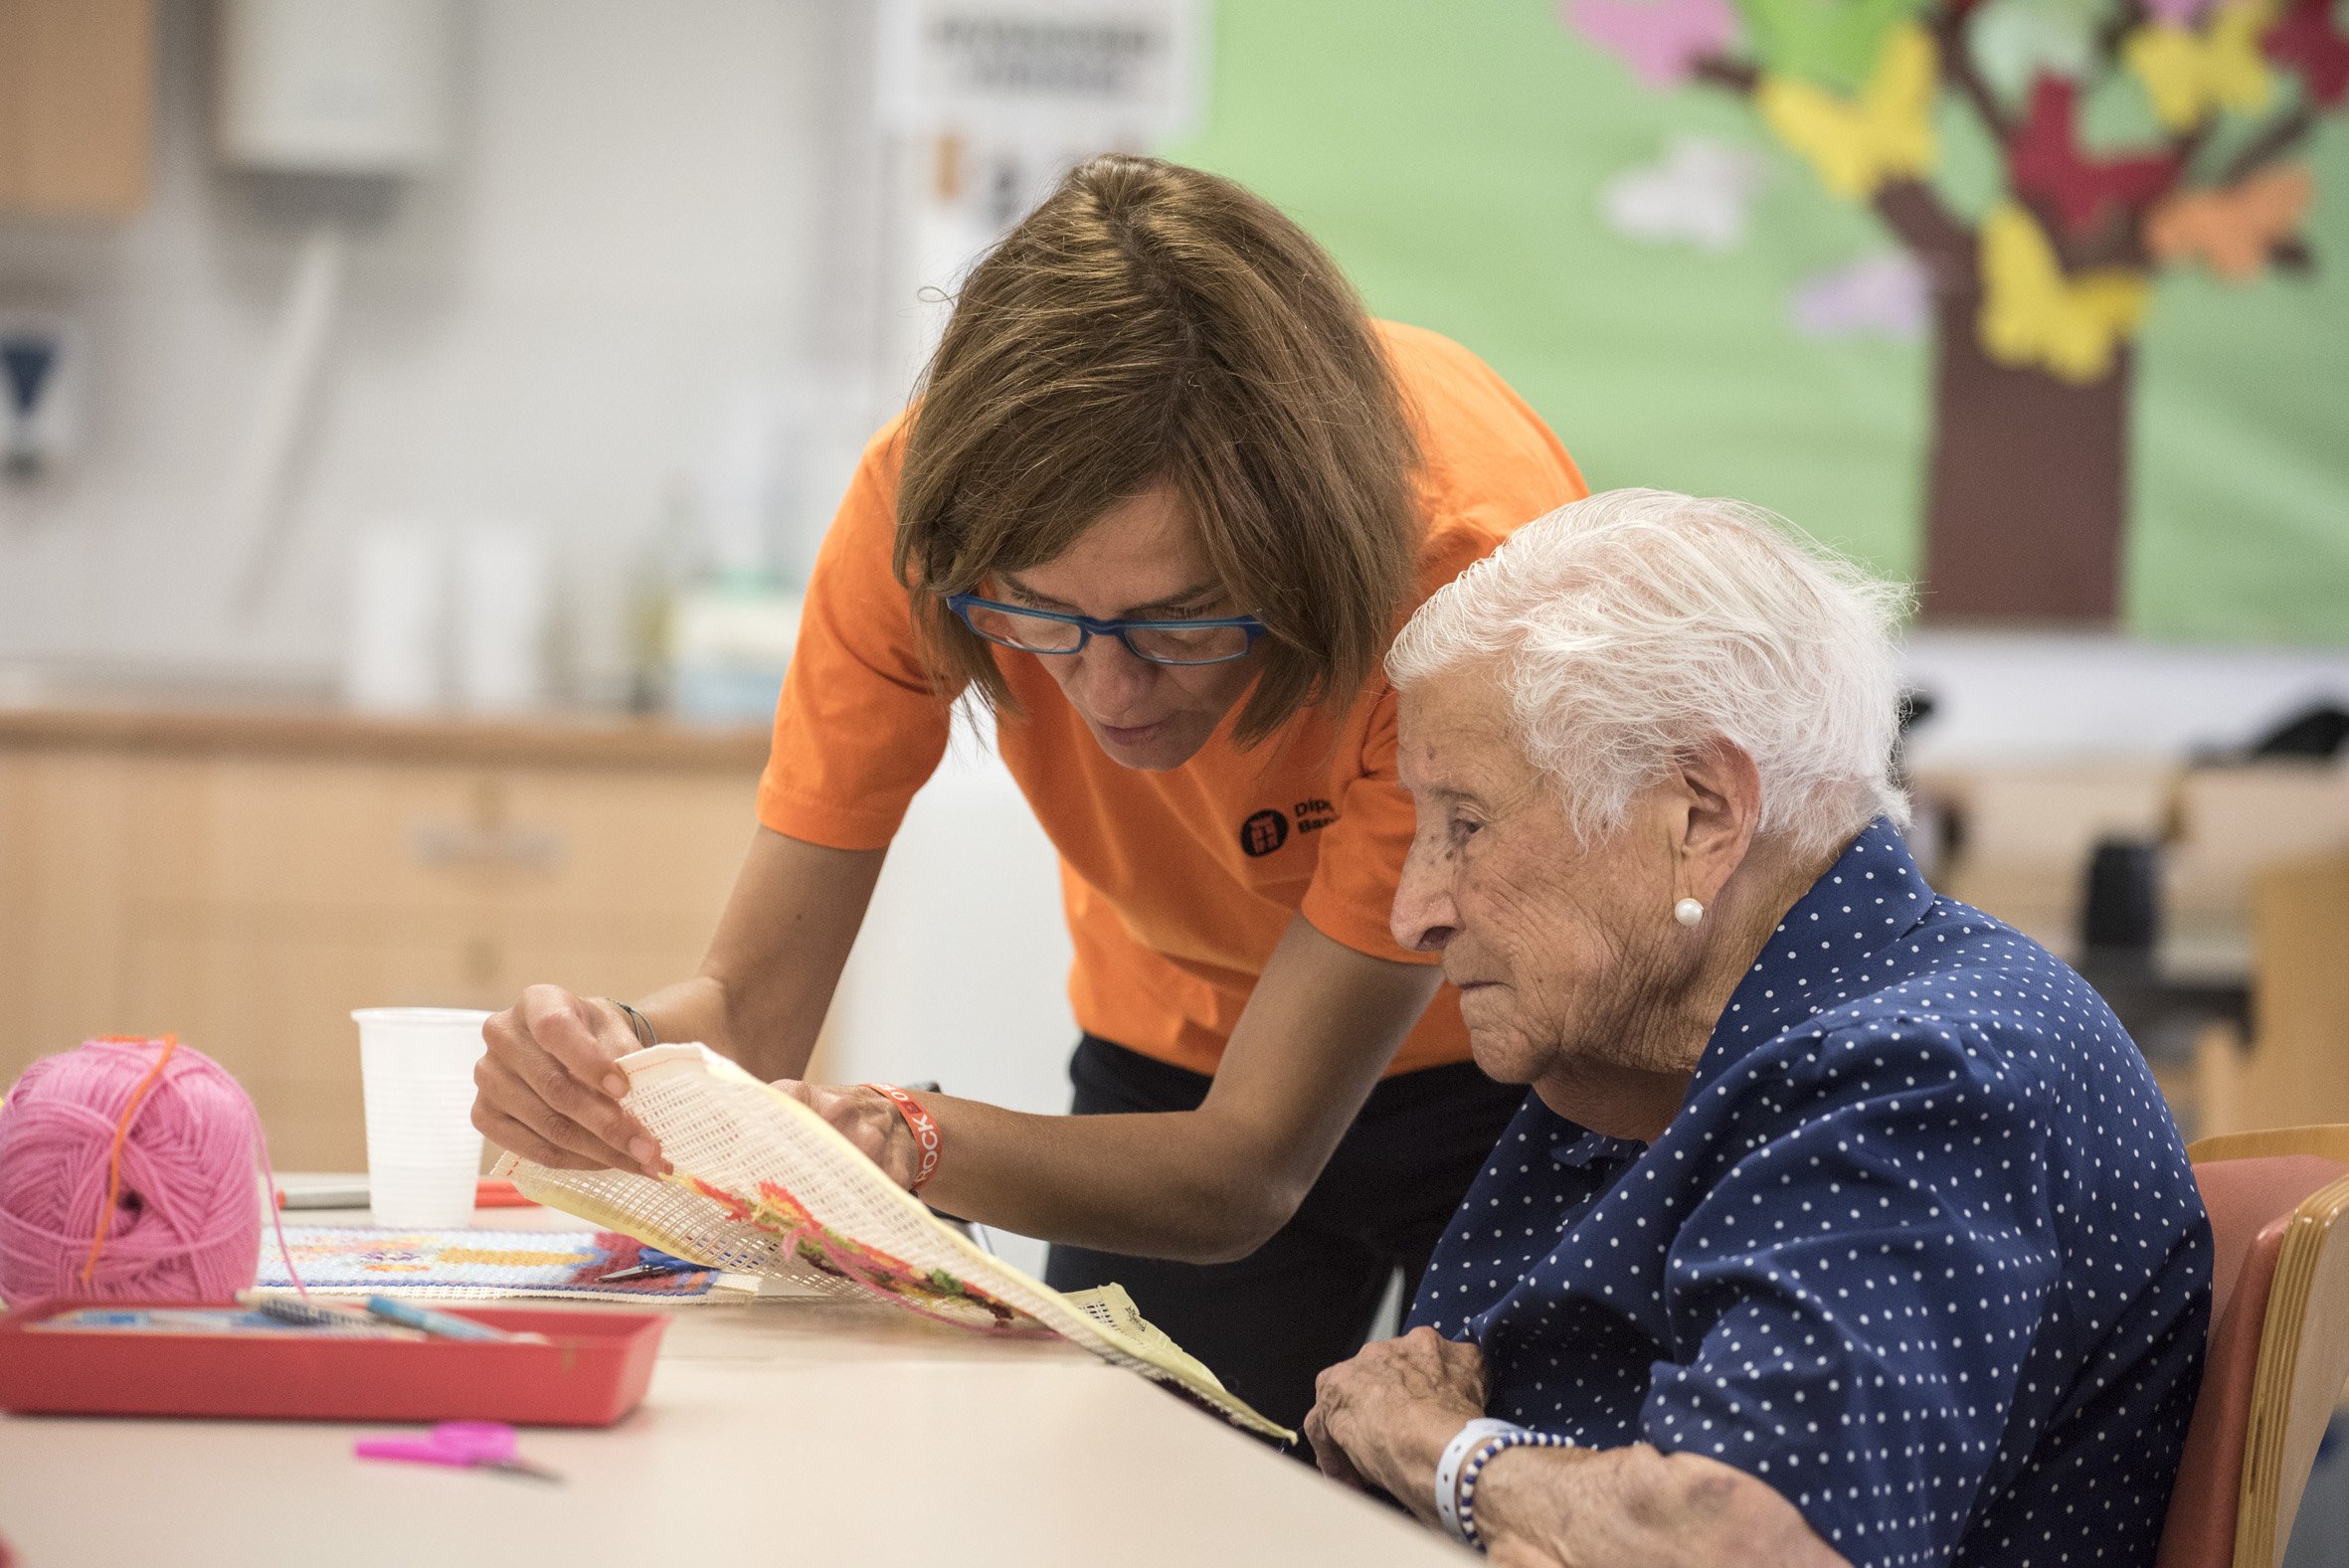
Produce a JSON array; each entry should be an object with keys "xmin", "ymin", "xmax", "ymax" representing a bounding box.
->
[{"xmin": 684, "ymin": 1173, "xmax": 1045, "ymax": 1333}]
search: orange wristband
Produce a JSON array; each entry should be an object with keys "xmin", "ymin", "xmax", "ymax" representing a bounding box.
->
[{"xmin": 863, "ymin": 1084, "xmax": 942, "ymax": 1191}]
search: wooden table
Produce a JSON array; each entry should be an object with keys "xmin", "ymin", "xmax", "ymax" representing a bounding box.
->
[{"xmin": 0, "ymin": 1204, "xmax": 1463, "ymax": 1567}]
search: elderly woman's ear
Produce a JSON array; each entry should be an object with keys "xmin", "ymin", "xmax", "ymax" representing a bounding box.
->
[{"xmin": 1662, "ymin": 737, "xmax": 1763, "ymax": 922}]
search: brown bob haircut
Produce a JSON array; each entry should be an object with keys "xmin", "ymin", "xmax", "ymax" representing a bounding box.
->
[{"xmin": 892, "ymin": 154, "xmax": 1422, "ymax": 750}]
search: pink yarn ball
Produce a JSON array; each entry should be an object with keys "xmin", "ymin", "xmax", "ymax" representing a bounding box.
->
[{"xmin": 0, "ymin": 1039, "xmax": 265, "ymax": 1305}]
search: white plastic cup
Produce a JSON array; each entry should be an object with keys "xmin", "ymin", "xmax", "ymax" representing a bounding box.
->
[{"xmin": 354, "ymin": 1007, "xmax": 493, "ymax": 1228}]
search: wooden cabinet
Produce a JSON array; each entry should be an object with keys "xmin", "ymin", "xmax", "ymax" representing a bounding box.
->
[
  {"xmin": 0, "ymin": 708, "xmax": 770, "ymax": 1168},
  {"xmin": 0, "ymin": 0, "xmax": 153, "ymax": 217}
]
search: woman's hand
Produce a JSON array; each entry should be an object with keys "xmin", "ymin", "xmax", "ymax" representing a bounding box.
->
[
  {"xmin": 1317, "ymin": 1334, "xmax": 1853, "ymax": 1567},
  {"xmin": 771, "ymin": 1082, "xmax": 926, "ymax": 1191},
  {"xmin": 1304, "ymin": 1326, "xmax": 1490, "ymax": 1519},
  {"xmin": 471, "ymin": 984, "xmax": 667, "ymax": 1176}
]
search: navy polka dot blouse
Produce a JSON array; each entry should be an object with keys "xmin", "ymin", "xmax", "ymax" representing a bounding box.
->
[{"xmin": 1406, "ymin": 819, "xmax": 2212, "ymax": 1567}]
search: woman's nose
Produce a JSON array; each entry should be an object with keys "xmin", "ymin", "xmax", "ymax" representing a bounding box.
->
[
  {"xmin": 1390, "ymin": 835, "xmax": 1459, "ymax": 953},
  {"xmin": 1068, "ymin": 635, "xmax": 1159, "ymax": 712}
]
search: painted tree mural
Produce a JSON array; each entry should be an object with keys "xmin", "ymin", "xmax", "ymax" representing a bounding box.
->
[{"xmin": 1560, "ymin": 0, "xmax": 2349, "ymax": 619}]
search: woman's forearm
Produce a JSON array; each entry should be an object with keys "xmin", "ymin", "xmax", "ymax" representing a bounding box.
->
[
  {"xmin": 915, "ymin": 1096, "xmax": 1297, "ymax": 1261},
  {"xmin": 641, "ymin": 828, "xmax": 887, "ymax": 1081},
  {"xmin": 910, "ymin": 918, "xmax": 1443, "ymax": 1260},
  {"xmin": 628, "ymin": 974, "xmax": 742, "ymax": 1059},
  {"xmin": 1474, "ymin": 1446, "xmax": 1848, "ymax": 1568},
  {"xmin": 1313, "ymin": 1365, "xmax": 1848, "ymax": 1568}
]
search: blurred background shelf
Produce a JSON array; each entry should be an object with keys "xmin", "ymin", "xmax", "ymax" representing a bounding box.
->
[{"xmin": 0, "ymin": 700, "xmax": 767, "ymax": 1168}]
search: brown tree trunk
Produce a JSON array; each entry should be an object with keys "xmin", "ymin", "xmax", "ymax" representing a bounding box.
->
[{"xmin": 1918, "ymin": 284, "xmax": 2132, "ymax": 623}]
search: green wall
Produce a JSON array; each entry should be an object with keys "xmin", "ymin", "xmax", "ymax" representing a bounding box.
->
[{"xmin": 1168, "ymin": 0, "xmax": 2349, "ymax": 641}]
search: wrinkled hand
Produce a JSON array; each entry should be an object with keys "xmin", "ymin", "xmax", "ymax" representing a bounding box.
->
[
  {"xmin": 1305, "ymin": 1326, "xmax": 1489, "ymax": 1519},
  {"xmin": 471, "ymin": 984, "xmax": 666, "ymax": 1177},
  {"xmin": 771, "ymin": 1081, "xmax": 924, "ymax": 1191}
]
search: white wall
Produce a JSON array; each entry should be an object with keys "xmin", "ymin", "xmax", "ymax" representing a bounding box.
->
[
  {"xmin": 0, "ymin": 0, "xmax": 885, "ymax": 692},
  {"xmin": 1901, "ymin": 629, "xmax": 2349, "ymax": 766}
]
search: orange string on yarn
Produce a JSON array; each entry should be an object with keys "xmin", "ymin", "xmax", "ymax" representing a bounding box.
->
[{"xmin": 78, "ymin": 1035, "xmax": 183, "ymax": 1287}]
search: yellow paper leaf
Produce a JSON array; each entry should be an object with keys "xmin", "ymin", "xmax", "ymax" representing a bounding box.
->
[
  {"xmin": 1759, "ymin": 24, "xmax": 1939, "ymax": 199},
  {"xmin": 2125, "ymin": 0, "xmax": 2277, "ymax": 130},
  {"xmin": 1978, "ymin": 201, "xmax": 2150, "ymax": 382}
]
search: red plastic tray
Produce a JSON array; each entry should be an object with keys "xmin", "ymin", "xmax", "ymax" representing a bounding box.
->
[{"xmin": 0, "ymin": 1300, "xmax": 667, "ymax": 1427}]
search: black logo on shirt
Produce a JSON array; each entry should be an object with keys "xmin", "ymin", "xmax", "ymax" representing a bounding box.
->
[
  {"xmin": 1238, "ymin": 798, "xmax": 1340, "ymax": 857},
  {"xmin": 1239, "ymin": 809, "xmax": 1289, "ymax": 857}
]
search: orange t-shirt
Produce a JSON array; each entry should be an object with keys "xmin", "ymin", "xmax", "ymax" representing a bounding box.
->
[{"xmin": 757, "ymin": 321, "xmax": 1587, "ymax": 1078}]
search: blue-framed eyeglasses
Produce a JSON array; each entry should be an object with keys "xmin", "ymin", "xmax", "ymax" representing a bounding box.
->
[{"xmin": 944, "ymin": 593, "xmax": 1268, "ymax": 667}]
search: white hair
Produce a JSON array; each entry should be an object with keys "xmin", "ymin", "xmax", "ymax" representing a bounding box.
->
[{"xmin": 1387, "ymin": 488, "xmax": 1912, "ymax": 858}]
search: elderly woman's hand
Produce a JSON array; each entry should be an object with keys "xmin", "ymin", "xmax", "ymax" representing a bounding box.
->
[{"xmin": 1305, "ymin": 1325, "xmax": 1490, "ymax": 1515}]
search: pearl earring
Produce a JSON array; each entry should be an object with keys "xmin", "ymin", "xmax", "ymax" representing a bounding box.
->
[{"xmin": 1674, "ymin": 898, "xmax": 1705, "ymax": 928}]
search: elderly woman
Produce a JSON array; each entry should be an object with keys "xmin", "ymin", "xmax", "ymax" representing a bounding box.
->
[{"xmin": 1304, "ymin": 490, "xmax": 2210, "ymax": 1566}]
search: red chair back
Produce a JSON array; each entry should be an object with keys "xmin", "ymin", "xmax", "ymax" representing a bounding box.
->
[{"xmin": 2157, "ymin": 1153, "xmax": 2349, "ymax": 1568}]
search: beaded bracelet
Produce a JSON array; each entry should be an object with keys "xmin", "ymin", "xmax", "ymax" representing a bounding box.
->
[
  {"xmin": 1456, "ymin": 1428, "xmax": 1572, "ymax": 1550},
  {"xmin": 863, "ymin": 1083, "xmax": 942, "ymax": 1190},
  {"xmin": 1435, "ymin": 1419, "xmax": 1520, "ymax": 1541}
]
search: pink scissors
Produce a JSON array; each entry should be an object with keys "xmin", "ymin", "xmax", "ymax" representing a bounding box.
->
[{"xmin": 353, "ymin": 1421, "xmax": 563, "ymax": 1483}]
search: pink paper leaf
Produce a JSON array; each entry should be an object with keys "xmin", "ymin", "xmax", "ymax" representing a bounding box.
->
[{"xmin": 1564, "ymin": 0, "xmax": 1743, "ymax": 87}]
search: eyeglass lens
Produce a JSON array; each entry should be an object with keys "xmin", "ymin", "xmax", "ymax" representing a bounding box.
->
[{"xmin": 961, "ymin": 603, "xmax": 1249, "ymax": 664}]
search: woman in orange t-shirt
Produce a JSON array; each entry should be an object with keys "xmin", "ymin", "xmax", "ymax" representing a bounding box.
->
[{"xmin": 470, "ymin": 155, "xmax": 1586, "ymax": 1437}]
